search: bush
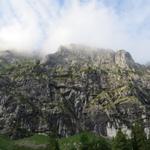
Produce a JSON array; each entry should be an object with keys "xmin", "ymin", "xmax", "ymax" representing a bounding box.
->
[
  {"xmin": 112, "ymin": 129, "xmax": 131, "ymax": 150},
  {"xmin": 131, "ymin": 122, "xmax": 147, "ymax": 150},
  {"xmin": 79, "ymin": 132, "xmax": 111, "ymax": 150}
]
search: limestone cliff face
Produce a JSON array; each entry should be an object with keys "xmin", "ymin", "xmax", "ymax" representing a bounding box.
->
[
  {"xmin": 45, "ymin": 45, "xmax": 139, "ymax": 70},
  {"xmin": 0, "ymin": 45, "xmax": 150, "ymax": 139},
  {"xmin": 115, "ymin": 50, "xmax": 136, "ymax": 69}
]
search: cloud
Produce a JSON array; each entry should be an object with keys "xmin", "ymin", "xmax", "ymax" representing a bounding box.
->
[{"xmin": 0, "ymin": 0, "xmax": 150, "ymax": 63}]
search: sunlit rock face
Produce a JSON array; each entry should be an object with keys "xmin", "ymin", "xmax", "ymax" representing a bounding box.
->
[
  {"xmin": 45, "ymin": 45, "xmax": 140, "ymax": 70},
  {"xmin": 115, "ymin": 50, "xmax": 136, "ymax": 69},
  {"xmin": 0, "ymin": 44, "xmax": 150, "ymax": 139}
]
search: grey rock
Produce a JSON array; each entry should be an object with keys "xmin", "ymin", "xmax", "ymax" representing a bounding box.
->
[{"xmin": 0, "ymin": 45, "xmax": 150, "ymax": 139}]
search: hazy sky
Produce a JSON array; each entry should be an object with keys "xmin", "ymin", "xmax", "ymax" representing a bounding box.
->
[{"xmin": 0, "ymin": 0, "xmax": 150, "ymax": 63}]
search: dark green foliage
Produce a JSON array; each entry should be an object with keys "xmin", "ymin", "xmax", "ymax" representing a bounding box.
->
[
  {"xmin": 91, "ymin": 136, "xmax": 111, "ymax": 150},
  {"xmin": 1, "ymin": 130, "xmax": 150, "ymax": 150},
  {"xmin": 131, "ymin": 122, "xmax": 147, "ymax": 150},
  {"xmin": 46, "ymin": 134, "xmax": 60, "ymax": 150},
  {"xmin": 79, "ymin": 132, "xmax": 89, "ymax": 150},
  {"xmin": 112, "ymin": 129, "xmax": 131, "ymax": 150},
  {"xmin": 79, "ymin": 132, "xmax": 111, "ymax": 150},
  {"xmin": 0, "ymin": 135, "xmax": 14, "ymax": 150},
  {"xmin": 69, "ymin": 145, "xmax": 77, "ymax": 150},
  {"xmin": 147, "ymin": 134, "xmax": 150, "ymax": 150}
]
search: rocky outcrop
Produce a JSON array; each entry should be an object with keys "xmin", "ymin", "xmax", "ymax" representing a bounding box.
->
[
  {"xmin": 115, "ymin": 50, "xmax": 136, "ymax": 69},
  {"xmin": 45, "ymin": 45, "xmax": 138, "ymax": 69},
  {"xmin": 0, "ymin": 45, "xmax": 150, "ymax": 139}
]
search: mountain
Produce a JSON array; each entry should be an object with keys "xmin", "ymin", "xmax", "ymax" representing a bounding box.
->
[
  {"xmin": 45, "ymin": 44, "xmax": 138, "ymax": 69},
  {"xmin": 146, "ymin": 62, "xmax": 150, "ymax": 68},
  {"xmin": 0, "ymin": 44, "xmax": 150, "ymax": 139}
]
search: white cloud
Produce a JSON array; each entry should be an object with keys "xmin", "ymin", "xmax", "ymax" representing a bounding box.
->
[{"xmin": 0, "ymin": 0, "xmax": 150, "ymax": 63}]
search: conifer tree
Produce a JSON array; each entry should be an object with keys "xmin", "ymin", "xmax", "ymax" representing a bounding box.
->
[
  {"xmin": 131, "ymin": 122, "xmax": 147, "ymax": 150},
  {"xmin": 147, "ymin": 134, "xmax": 150, "ymax": 150},
  {"xmin": 46, "ymin": 133, "xmax": 60, "ymax": 150},
  {"xmin": 112, "ymin": 129, "xmax": 131, "ymax": 150},
  {"xmin": 79, "ymin": 132, "xmax": 90, "ymax": 150},
  {"xmin": 79, "ymin": 132, "xmax": 111, "ymax": 150}
]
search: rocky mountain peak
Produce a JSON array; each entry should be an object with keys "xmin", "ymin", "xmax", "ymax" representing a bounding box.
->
[
  {"xmin": 0, "ymin": 50, "xmax": 16, "ymax": 63},
  {"xmin": 45, "ymin": 44, "xmax": 137, "ymax": 69},
  {"xmin": 115, "ymin": 49, "xmax": 136, "ymax": 69},
  {"xmin": 146, "ymin": 62, "xmax": 150, "ymax": 68}
]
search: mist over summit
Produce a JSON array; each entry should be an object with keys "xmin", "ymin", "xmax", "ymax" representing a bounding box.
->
[
  {"xmin": 0, "ymin": 0, "xmax": 150, "ymax": 63},
  {"xmin": 0, "ymin": 43, "xmax": 148, "ymax": 67},
  {"xmin": 44, "ymin": 44, "xmax": 138, "ymax": 69}
]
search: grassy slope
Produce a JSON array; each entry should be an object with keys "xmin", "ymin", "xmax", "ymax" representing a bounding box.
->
[
  {"xmin": 0, "ymin": 135, "xmax": 14, "ymax": 150},
  {"xmin": 0, "ymin": 133, "xmax": 108, "ymax": 150}
]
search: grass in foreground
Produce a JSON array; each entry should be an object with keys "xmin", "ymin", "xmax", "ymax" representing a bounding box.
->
[{"xmin": 0, "ymin": 132, "xmax": 111, "ymax": 150}]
